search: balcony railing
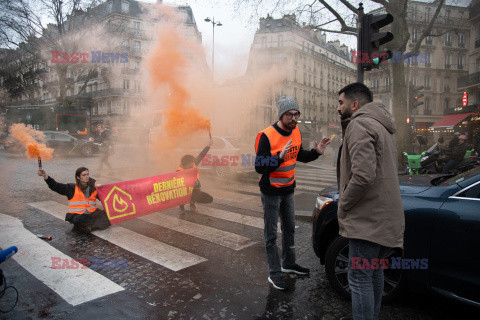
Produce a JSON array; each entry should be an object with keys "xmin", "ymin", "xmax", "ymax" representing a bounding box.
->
[{"xmin": 458, "ymin": 71, "xmax": 480, "ymax": 89}]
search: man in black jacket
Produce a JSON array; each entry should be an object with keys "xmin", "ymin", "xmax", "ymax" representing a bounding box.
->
[
  {"xmin": 38, "ymin": 167, "xmax": 111, "ymax": 232},
  {"xmin": 95, "ymin": 124, "xmax": 114, "ymax": 175},
  {"xmin": 442, "ymin": 135, "xmax": 471, "ymax": 173}
]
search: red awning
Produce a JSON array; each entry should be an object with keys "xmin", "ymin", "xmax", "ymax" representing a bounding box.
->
[{"xmin": 429, "ymin": 113, "xmax": 472, "ymax": 130}]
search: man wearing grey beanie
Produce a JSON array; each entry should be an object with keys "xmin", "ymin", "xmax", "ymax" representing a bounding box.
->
[{"xmin": 254, "ymin": 96, "xmax": 330, "ymax": 290}]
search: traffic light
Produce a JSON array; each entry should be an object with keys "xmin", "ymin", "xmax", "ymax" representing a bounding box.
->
[
  {"xmin": 360, "ymin": 13, "xmax": 394, "ymax": 71},
  {"xmin": 409, "ymin": 84, "xmax": 424, "ymax": 111}
]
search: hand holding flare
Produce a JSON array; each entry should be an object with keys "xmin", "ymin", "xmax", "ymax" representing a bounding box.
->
[{"xmin": 9, "ymin": 123, "xmax": 54, "ymax": 168}]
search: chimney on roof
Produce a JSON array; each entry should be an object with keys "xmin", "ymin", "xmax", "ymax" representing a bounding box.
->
[
  {"xmin": 321, "ymin": 33, "xmax": 327, "ymax": 44},
  {"xmin": 329, "ymin": 40, "xmax": 341, "ymax": 51}
]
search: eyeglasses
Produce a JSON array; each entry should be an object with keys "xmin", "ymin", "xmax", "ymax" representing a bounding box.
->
[{"xmin": 284, "ymin": 112, "xmax": 301, "ymax": 119}]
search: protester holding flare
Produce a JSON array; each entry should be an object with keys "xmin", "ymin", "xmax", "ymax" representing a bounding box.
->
[
  {"xmin": 177, "ymin": 137, "xmax": 214, "ymax": 214},
  {"xmin": 38, "ymin": 167, "xmax": 111, "ymax": 233}
]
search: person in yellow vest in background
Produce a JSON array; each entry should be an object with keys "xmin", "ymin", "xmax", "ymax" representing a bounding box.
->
[
  {"xmin": 37, "ymin": 167, "xmax": 111, "ymax": 233},
  {"xmin": 177, "ymin": 138, "xmax": 214, "ymax": 214},
  {"xmin": 255, "ymin": 96, "xmax": 330, "ymax": 290}
]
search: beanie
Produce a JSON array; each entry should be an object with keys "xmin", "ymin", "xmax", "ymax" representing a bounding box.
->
[{"xmin": 278, "ymin": 96, "xmax": 300, "ymax": 119}]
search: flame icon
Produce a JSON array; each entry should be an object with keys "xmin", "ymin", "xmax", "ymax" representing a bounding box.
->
[
  {"xmin": 103, "ymin": 186, "xmax": 136, "ymax": 221},
  {"xmin": 113, "ymin": 194, "xmax": 128, "ymax": 212}
]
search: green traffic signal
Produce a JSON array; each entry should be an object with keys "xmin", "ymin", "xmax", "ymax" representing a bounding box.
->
[
  {"xmin": 372, "ymin": 50, "xmax": 393, "ymax": 65},
  {"xmin": 360, "ymin": 13, "xmax": 394, "ymax": 71}
]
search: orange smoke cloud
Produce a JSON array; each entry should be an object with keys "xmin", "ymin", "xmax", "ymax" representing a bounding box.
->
[
  {"xmin": 9, "ymin": 123, "xmax": 54, "ymax": 160},
  {"xmin": 146, "ymin": 23, "xmax": 211, "ymax": 149}
]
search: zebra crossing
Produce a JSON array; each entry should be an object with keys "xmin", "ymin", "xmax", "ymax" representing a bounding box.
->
[
  {"xmin": 0, "ymin": 166, "xmax": 335, "ymax": 307},
  {"xmin": 0, "ymin": 189, "xmax": 267, "ymax": 306},
  {"xmin": 294, "ymin": 165, "xmax": 337, "ymax": 193},
  {"xmin": 240, "ymin": 165, "xmax": 337, "ymax": 193}
]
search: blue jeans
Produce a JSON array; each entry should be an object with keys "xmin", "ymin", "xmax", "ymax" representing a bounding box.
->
[
  {"xmin": 261, "ymin": 193, "xmax": 296, "ymax": 276},
  {"xmin": 348, "ymin": 239, "xmax": 391, "ymax": 320}
]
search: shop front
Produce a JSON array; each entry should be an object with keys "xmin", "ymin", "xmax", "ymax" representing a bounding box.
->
[{"xmin": 429, "ymin": 105, "xmax": 480, "ymax": 146}]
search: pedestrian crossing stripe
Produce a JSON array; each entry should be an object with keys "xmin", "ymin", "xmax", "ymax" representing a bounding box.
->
[
  {"xmin": 28, "ymin": 201, "xmax": 207, "ymax": 271},
  {"xmin": 0, "ymin": 212, "xmax": 124, "ymax": 306},
  {"xmin": 139, "ymin": 213, "xmax": 257, "ymax": 251},
  {"xmin": 195, "ymin": 205, "xmax": 266, "ymax": 229}
]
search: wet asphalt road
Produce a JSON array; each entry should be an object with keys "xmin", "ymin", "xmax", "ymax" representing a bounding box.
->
[{"xmin": 0, "ymin": 146, "xmax": 478, "ymax": 319}]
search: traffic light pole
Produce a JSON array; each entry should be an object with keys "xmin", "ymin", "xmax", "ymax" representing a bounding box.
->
[{"xmin": 357, "ymin": 3, "xmax": 364, "ymax": 83}]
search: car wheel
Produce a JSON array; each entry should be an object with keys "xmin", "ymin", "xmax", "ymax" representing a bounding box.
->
[
  {"xmin": 325, "ymin": 236, "xmax": 405, "ymax": 302},
  {"xmin": 214, "ymin": 165, "xmax": 230, "ymax": 178},
  {"xmin": 81, "ymin": 144, "xmax": 94, "ymax": 157}
]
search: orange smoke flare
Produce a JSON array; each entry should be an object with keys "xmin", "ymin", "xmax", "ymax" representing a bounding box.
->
[
  {"xmin": 9, "ymin": 123, "xmax": 54, "ymax": 161},
  {"xmin": 146, "ymin": 23, "xmax": 211, "ymax": 149}
]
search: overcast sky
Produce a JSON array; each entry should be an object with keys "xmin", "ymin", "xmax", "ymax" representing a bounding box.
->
[
  {"xmin": 163, "ymin": 0, "xmax": 360, "ymax": 82},
  {"xmin": 147, "ymin": 0, "xmax": 471, "ymax": 82}
]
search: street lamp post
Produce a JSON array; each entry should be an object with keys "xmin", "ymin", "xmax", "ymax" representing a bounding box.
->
[{"xmin": 204, "ymin": 17, "xmax": 222, "ymax": 82}]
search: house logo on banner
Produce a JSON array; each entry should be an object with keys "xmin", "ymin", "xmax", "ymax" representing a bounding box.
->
[
  {"xmin": 97, "ymin": 168, "xmax": 198, "ymax": 225},
  {"xmin": 104, "ymin": 186, "xmax": 136, "ymax": 221}
]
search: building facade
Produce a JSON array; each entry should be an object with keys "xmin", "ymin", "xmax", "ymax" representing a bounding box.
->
[
  {"xmin": 245, "ymin": 14, "xmax": 356, "ymax": 140},
  {"xmin": 0, "ymin": 0, "xmax": 205, "ymax": 128},
  {"xmin": 367, "ymin": 0, "xmax": 470, "ymax": 142},
  {"xmin": 456, "ymin": 0, "xmax": 480, "ymax": 143}
]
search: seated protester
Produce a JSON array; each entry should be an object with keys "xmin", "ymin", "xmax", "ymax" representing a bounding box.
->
[
  {"xmin": 441, "ymin": 135, "xmax": 472, "ymax": 174},
  {"xmin": 38, "ymin": 167, "xmax": 111, "ymax": 232},
  {"xmin": 177, "ymin": 139, "xmax": 214, "ymax": 214}
]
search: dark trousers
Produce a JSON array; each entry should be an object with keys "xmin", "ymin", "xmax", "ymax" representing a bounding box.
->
[
  {"xmin": 98, "ymin": 152, "xmax": 113, "ymax": 172},
  {"xmin": 261, "ymin": 192, "xmax": 296, "ymax": 276},
  {"xmin": 441, "ymin": 159, "xmax": 460, "ymax": 173},
  {"xmin": 68, "ymin": 209, "xmax": 111, "ymax": 231},
  {"xmin": 180, "ymin": 188, "xmax": 213, "ymax": 210},
  {"xmin": 190, "ymin": 188, "xmax": 213, "ymax": 204}
]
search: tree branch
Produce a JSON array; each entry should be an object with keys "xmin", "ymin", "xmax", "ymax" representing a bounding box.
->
[
  {"xmin": 408, "ymin": 0, "xmax": 445, "ymax": 55},
  {"xmin": 318, "ymin": 0, "xmax": 357, "ymax": 33},
  {"xmin": 371, "ymin": 0, "xmax": 389, "ymax": 7},
  {"xmin": 307, "ymin": 27, "xmax": 357, "ymax": 36},
  {"xmin": 338, "ymin": 0, "xmax": 358, "ymax": 14}
]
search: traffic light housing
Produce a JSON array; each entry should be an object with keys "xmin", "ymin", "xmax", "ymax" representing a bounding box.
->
[
  {"xmin": 360, "ymin": 13, "xmax": 394, "ymax": 71},
  {"xmin": 409, "ymin": 84, "xmax": 424, "ymax": 111}
]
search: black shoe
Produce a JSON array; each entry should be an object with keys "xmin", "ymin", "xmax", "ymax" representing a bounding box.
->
[
  {"xmin": 281, "ymin": 264, "xmax": 310, "ymax": 275},
  {"xmin": 268, "ymin": 276, "xmax": 287, "ymax": 290},
  {"xmin": 340, "ymin": 318, "xmax": 353, "ymax": 320}
]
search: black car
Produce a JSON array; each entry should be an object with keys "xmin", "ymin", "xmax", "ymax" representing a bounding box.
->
[
  {"xmin": 5, "ymin": 131, "xmax": 97, "ymax": 157},
  {"xmin": 312, "ymin": 167, "xmax": 480, "ymax": 307}
]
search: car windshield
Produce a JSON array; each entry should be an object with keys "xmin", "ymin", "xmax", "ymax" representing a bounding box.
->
[{"xmin": 432, "ymin": 166, "xmax": 480, "ymax": 186}]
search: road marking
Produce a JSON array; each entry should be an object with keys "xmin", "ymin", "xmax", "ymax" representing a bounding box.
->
[
  {"xmin": 196, "ymin": 205, "xmax": 266, "ymax": 229},
  {"xmin": 0, "ymin": 212, "xmax": 124, "ymax": 306},
  {"xmin": 28, "ymin": 201, "xmax": 207, "ymax": 271},
  {"xmin": 139, "ymin": 213, "xmax": 256, "ymax": 251},
  {"xmin": 210, "ymin": 189, "xmax": 260, "ymax": 203}
]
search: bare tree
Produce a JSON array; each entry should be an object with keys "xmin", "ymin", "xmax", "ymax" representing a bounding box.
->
[
  {"xmin": 234, "ymin": 0, "xmax": 463, "ymax": 155},
  {"xmin": 0, "ymin": 0, "xmax": 106, "ymax": 105}
]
